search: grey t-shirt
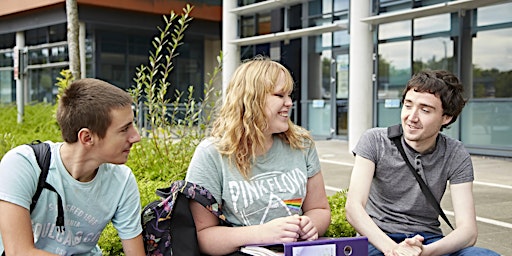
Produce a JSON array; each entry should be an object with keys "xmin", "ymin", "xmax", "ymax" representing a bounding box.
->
[
  {"xmin": 185, "ymin": 136, "xmax": 321, "ymax": 227},
  {"xmin": 352, "ymin": 127, "xmax": 474, "ymax": 234}
]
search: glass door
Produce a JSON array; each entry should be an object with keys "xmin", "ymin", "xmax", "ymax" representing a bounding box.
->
[{"xmin": 335, "ymin": 53, "xmax": 349, "ymax": 138}]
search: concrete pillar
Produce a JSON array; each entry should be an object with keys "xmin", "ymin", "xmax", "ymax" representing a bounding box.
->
[
  {"xmin": 300, "ymin": 3, "xmax": 309, "ymax": 129},
  {"xmin": 348, "ymin": 0, "xmax": 373, "ymax": 151},
  {"xmin": 15, "ymin": 31, "xmax": 25, "ymax": 123},
  {"xmin": 222, "ymin": 0, "xmax": 240, "ymax": 99},
  {"xmin": 79, "ymin": 22, "xmax": 86, "ymax": 79},
  {"xmin": 459, "ymin": 10, "xmax": 473, "ymax": 100}
]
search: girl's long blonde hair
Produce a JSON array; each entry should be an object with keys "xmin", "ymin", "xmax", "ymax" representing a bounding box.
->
[{"xmin": 210, "ymin": 56, "xmax": 313, "ymax": 178}]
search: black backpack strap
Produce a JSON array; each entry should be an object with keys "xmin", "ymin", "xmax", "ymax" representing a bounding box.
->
[
  {"xmin": 387, "ymin": 125, "xmax": 454, "ymax": 230},
  {"xmin": 28, "ymin": 140, "xmax": 51, "ymax": 213},
  {"xmin": 27, "ymin": 141, "xmax": 66, "ymax": 232}
]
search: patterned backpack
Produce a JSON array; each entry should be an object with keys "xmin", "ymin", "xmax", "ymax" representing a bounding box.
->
[{"xmin": 141, "ymin": 180, "xmax": 231, "ymax": 256}]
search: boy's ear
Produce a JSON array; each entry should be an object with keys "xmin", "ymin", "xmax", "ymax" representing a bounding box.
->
[
  {"xmin": 77, "ymin": 128, "xmax": 94, "ymax": 146},
  {"xmin": 442, "ymin": 115, "xmax": 453, "ymax": 125}
]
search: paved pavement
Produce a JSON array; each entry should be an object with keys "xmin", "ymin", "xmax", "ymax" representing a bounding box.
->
[{"xmin": 315, "ymin": 139, "xmax": 512, "ymax": 256}]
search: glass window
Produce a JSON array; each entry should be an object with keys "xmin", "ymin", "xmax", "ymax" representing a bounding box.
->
[
  {"xmin": 336, "ymin": 54, "xmax": 348, "ymax": 99},
  {"xmin": 333, "ymin": 30, "xmax": 349, "ymax": 47},
  {"xmin": 414, "ymin": 14, "xmax": 450, "ymax": 35},
  {"xmin": 98, "ymin": 33, "xmax": 127, "ymax": 88},
  {"xmin": 25, "ymin": 27, "xmax": 47, "ymax": 45},
  {"xmin": 0, "ymin": 69, "xmax": 14, "ymax": 104},
  {"xmin": 378, "ymin": 41, "xmax": 411, "ymax": 99},
  {"xmin": 241, "ymin": 16, "xmax": 256, "ymax": 38},
  {"xmin": 28, "ymin": 67, "xmax": 63, "ymax": 104},
  {"xmin": 0, "ymin": 50, "xmax": 13, "ymax": 67},
  {"xmin": 169, "ymin": 38, "xmax": 204, "ymax": 102},
  {"xmin": 258, "ymin": 13, "xmax": 272, "ymax": 35},
  {"xmin": 49, "ymin": 24, "xmax": 66, "ymax": 43},
  {"xmin": 322, "ymin": 0, "xmax": 333, "ymax": 14},
  {"xmin": 477, "ymin": 2, "xmax": 512, "ymax": 26},
  {"xmin": 240, "ymin": 12, "xmax": 272, "ymax": 38},
  {"xmin": 309, "ymin": 0, "xmax": 322, "ymax": 16},
  {"xmin": 27, "ymin": 44, "xmax": 69, "ymax": 66},
  {"xmin": 413, "ymin": 37, "xmax": 453, "ymax": 72},
  {"xmin": 379, "ymin": 20, "xmax": 411, "ymax": 40},
  {"xmin": 461, "ymin": 101, "xmax": 512, "ymax": 148},
  {"xmin": 334, "ymin": 0, "xmax": 349, "ymax": 12},
  {"xmin": 0, "ymin": 33, "xmax": 15, "ymax": 49},
  {"xmin": 473, "ymin": 28, "xmax": 512, "ymax": 98},
  {"xmin": 25, "ymin": 24, "xmax": 66, "ymax": 46}
]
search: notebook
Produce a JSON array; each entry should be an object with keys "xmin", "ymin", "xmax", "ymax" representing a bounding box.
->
[{"xmin": 240, "ymin": 236, "xmax": 368, "ymax": 256}]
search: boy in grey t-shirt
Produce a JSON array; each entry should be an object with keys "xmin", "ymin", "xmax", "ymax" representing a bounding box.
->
[{"xmin": 345, "ymin": 70, "xmax": 499, "ymax": 256}]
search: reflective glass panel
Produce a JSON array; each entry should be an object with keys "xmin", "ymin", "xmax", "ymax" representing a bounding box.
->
[
  {"xmin": 0, "ymin": 51, "xmax": 13, "ymax": 67},
  {"xmin": 0, "ymin": 33, "xmax": 15, "ymax": 49},
  {"xmin": 413, "ymin": 37, "xmax": 454, "ymax": 72},
  {"xmin": 334, "ymin": 0, "xmax": 349, "ymax": 12},
  {"xmin": 379, "ymin": 20, "xmax": 411, "ymax": 40},
  {"xmin": 258, "ymin": 13, "xmax": 272, "ymax": 35},
  {"xmin": 0, "ymin": 69, "xmax": 14, "ymax": 104},
  {"xmin": 378, "ymin": 41, "xmax": 411, "ymax": 99},
  {"xmin": 333, "ymin": 30, "xmax": 349, "ymax": 47},
  {"xmin": 241, "ymin": 16, "xmax": 256, "ymax": 37},
  {"xmin": 28, "ymin": 67, "xmax": 63, "ymax": 104},
  {"xmin": 414, "ymin": 14, "xmax": 450, "ymax": 36},
  {"xmin": 461, "ymin": 101, "xmax": 512, "ymax": 147},
  {"xmin": 473, "ymin": 28, "xmax": 512, "ymax": 98},
  {"xmin": 477, "ymin": 2, "xmax": 512, "ymax": 26},
  {"xmin": 377, "ymin": 101, "xmax": 401, "ymax": 127}
]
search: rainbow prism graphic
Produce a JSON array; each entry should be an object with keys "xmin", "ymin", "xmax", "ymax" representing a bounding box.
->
[{"xmin": 284, "ymin": 198, "xmax": 302, "ymax": 214}]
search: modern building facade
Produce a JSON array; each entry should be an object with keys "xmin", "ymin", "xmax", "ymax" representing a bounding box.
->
[
  {"xmin": 222, "ymin": 0, "xmax": 512, "ymax": 157},
  {"xmin": 1, "ymin": 0, "xmax": 510, "ymax": 157},
  {"xmin": 0, "ymin": 0, "xmax": 222, "ymax": 115}
]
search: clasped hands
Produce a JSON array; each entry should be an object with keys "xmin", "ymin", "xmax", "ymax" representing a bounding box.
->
[
  {"xmin": 260, "ymin": 215, "xmax": 318, "ymax": 243},
  {"xmin": 384, "ymin": 234, "xmax": 424, "ymax": 256}
]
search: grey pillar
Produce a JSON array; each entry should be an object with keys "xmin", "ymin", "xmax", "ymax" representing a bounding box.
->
[
  {"xmin": 80, "ymin": 22, "xmax": 86, "ymax": 79},
  {"xmin": 15, "ymin": 32, "xmax": 25, "ymax": 123},
  {"xmin": 222, "ymin": 0, "xmax": 240, "ymax": 99},
  {"xmin": 300, "ymin": 3, "xmax": 309, "ymax": 129},
  {"xmin": 458, "ymin": 10, "xmax": 473, "ymax": 99}
]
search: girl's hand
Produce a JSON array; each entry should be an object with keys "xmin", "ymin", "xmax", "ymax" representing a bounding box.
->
[
  {"xmin": 259, "ymin": 215, "xmax": 302, "ymax": 243},
  {"xmin": 297, "ymin": 215, "xmax": 318, "ymax": 241}
]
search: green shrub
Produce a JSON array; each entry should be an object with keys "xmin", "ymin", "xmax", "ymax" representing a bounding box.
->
[
  {"xmin": 0, "ymin": 103, "xmax": 61, "ymax": 154},
  {"xmin": 128, "ymin": 4, "xmax": 221, "ymax": 183},
  {"xmin": 325, "ymin": 190, "xmax": 356, "ymax": 237}
]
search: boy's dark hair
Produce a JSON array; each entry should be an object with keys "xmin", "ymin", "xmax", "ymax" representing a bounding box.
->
[
  {"xmin": 56, "ymin": 78, "xmax": 133, "ymax": 143},
  {"xmin": 401, "ymin": 70, "xmax": 466, "ymax": 130}
]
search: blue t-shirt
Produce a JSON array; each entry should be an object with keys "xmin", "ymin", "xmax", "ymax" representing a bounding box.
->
[
  {"xmin": 0, "ymin": 142, "xmax": 142, "ymax": 255},
  {"xmin": 186, "ymin": 135, "xmax": 321, "ymax": 227}
]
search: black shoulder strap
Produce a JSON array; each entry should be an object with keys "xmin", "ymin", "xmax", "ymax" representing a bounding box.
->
[
  {"xmin": 28, "ymin": 140, "xmax": 51, "ymax": 213},
  {"xmin": 28, "ymin": 141, "xmax": 66, "ymax": 232},
  {"xmin": 387, "ymin": 125, "xmax": 454, "ymax": 230}
]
